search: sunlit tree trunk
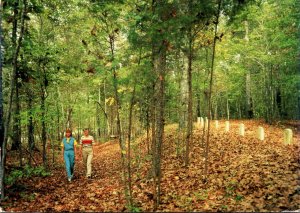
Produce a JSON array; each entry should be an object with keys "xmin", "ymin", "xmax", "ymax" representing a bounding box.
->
[{"xmin": 226, "ymin": 97, "xmax": 230, "ymax": 120}]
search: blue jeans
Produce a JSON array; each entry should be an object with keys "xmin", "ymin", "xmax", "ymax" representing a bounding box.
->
[{"xmin": 64, "ymin": 150, "xmax": 75, "ymax": 179}]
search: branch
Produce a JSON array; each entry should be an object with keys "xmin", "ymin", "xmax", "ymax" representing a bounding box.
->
[{"xmin": 95, "ymin": 101, "xmax": 108, "ymax": 119}]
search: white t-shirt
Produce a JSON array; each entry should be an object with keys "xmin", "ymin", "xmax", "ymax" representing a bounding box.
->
[{"xmin": 80, "ymin": 135, "xmax": 94, "ymax": 147}]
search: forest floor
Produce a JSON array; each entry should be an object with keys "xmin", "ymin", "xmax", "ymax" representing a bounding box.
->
[{"xmin": 1, "ymin": 120, "xmax": 300, "ymax": 212}]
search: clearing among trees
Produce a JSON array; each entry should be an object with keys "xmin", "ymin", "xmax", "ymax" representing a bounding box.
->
[{"xmin": 2, "ymin": 120, "xmax": 299, "ymax": 212}]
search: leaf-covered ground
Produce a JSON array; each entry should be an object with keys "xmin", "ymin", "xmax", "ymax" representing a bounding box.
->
[{"xmin": 1, "ymin": 120, "xmax": 299, "ymax": 212}]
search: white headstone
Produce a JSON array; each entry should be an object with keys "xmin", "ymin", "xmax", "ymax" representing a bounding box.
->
[
  {"xmin": 257, "ymin": 126, "xmax": 264, "ymax": 141},
  {"xmin": 239, "ymin": 123, "xmax": 245, "ymax": 136},
  {"xmin": 197, "ymin": 117, "xmax": 201, "ymax": 128},
  {"xmin": 200, "ymin": 117, "xmax": 204, "ymax": 128},
  {"xmin": 284, "ymin": 129, "xmax": 293, "ymax": 145},
  {"xmin": 225, "ymin": 121, "xmax": 230, "ymax": 132},
  {"xmin": 215, "ymin": 120, "xmax": 219, "ymax": 129}
]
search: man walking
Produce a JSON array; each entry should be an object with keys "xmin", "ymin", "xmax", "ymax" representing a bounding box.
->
[{"xmin": 80, "ymin": 128, "xmax": 94, "ymax": 179}]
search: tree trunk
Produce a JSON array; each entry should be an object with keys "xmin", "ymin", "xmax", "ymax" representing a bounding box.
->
[
  {"xmin": 26, "ymin": 87, "xmax": 35, "ymax": 166},
  {"xmin": 176, "ymin": 52, "xmax": 184, "ymax": 156},
  {"xmin": 66, "ymin": 108, "xmax": 73, "ymax": 129},
  {"xmin": 185, "ymin": 14, "xmax": 193, "ymax": 167},
  {"xmin": 0, "ymin": 0, "xmax": 4, "ymax": 200},
  {"xmin": 97, "ymin": 84, "xmax": 101, "ymax": 138},
  {"xmin": 1, "ymin": 0, "xmax": 27, "ymax": 199},
  {"xmin": 226, "ymin": 97, "xmax": 230, "ymax": 120},
  {"xmin": 214, "ymin": 101, "xmax": 218, "ymax": 120},
  {"xmin": 153, "ymin": 46, "xmax": 166, "ymax": 210},
  {"xmin": 40, "ymin": 66, "xmax": 48, "ymax": 168},
  {"xmin": 56, "ymin": 100, "xmax": 60, "ymax": 141},
  {"xmin": 127, "ymin": 85, "xmax": 136, "ymax": 207},
  {"xmin": 146, "ymin": 108, "xmax": 150, "ymax": 154},
  {"xmin": 11, "ymin": 0, "xmax": 21, "ymax": 153},
  {"xmin": 245, "ymin": 20, "xmax": 253, "ymax": 119},
  {"xmin": 204, "ymin": 0, "xmax": 221, "ymax": 179},
  {"xmin": 12, "ymin": 81, "xmax": 22, "ymax": 167},
  {"xmin": 41, "ymin": 85, "xmax": 47, "ymax": 167},
  {"xmin": 104, "ymin": 81, "xmax": 110, "ymax": 139},
  {"xmin": 196, "ymin": 93, "xmax": 201, "ymax": 117},
  {"xmin": 109, "ymin": 32, "xmax": 132, "ymax": 207}
]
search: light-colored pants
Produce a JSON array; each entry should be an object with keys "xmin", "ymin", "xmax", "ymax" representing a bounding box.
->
[{"xmin": 82, "ymin": 146, "xmax": 93, "ymax": 177}]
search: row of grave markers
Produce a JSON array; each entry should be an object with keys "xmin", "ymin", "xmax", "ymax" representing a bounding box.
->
[{"xmin": 196, "ymin": 117, "xmax": 294, "ymax": 145}]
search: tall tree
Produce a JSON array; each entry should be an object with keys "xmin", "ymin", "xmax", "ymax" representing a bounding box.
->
[
  {"xmin": 1, "ymin": 0, "xmax": 27, "ymax": 199},
  {"xmin": 0, "ymin": 0, "xmax": 4, "ymax": 200},
  {"xmin": 150, "ymin": 0, "xmax": 170, "ymax": 209},
  {"xmin": 204, "ymin": 0, "xmax": 222, "ymax": 178},
  {"xmin": 180, "ymin": 0, "xmax": 213, "ymax": 167},
  {"xmin": 10, "ymin": 0, "xmax": 21, "ymax": 153}
]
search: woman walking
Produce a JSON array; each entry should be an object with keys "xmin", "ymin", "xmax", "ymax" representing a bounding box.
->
[{"xmin": 61, "ymin": 129, "xmax": 78, "ymax": 182}]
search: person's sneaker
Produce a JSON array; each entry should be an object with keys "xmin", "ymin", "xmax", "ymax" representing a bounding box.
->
[{"xmin": 68, "ymin": 177, "xmax": 71, "ymax": 182}]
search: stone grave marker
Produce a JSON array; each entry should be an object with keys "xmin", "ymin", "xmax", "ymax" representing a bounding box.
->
[
  {"xmin": 239, "ymin": 123, "xmax": 245, "ymax": 136},
  {"xmin": 284, "ymin": 129, "xmax": 293, "ymax": 145},
  {"xmin": 215, "ymin": 120, "xmax": 219, "ymax": 129},
  {"xmin": 225, "ymin": 121, "xmax": 230, "ymax": 132},
  {"xmin": 257, "ymin": 126, "xmax": 264, "ymax": 141}
]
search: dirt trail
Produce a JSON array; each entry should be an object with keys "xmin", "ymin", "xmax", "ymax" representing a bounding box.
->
[{"xmin": 7, "ymin": 141, "xmax": 126, "ymax": 212}]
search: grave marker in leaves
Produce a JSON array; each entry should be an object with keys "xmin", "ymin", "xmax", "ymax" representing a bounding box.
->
[
  {"xmin": 283, "ymin": 129, "xmax": 293, "ymax": 145},
  {"xmin": 225, "ymin": 121, "xmax": 230, "ymax": 132},
  {"xmin": 197, "ymin": 117, "xmax": 201, "ymax": 128},
  {"xmin": 257, "ymin": 126, "xmax": 264, "ymax": 141},
  {"xmin": 215, "ymin": 120, "xmax": 219, "ymax": 129},
  {"xmin": 200, "ymin": 117, "xmax": 204, "ymax": 128},
  {"xmin": 239, "ymin": 123, "xmax": 245, "ymax": 136}
]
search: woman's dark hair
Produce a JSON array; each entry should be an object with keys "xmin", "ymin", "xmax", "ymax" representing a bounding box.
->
[{"xmin": 65, "ymin": 129, "xmax": 72, "ymax": 136}]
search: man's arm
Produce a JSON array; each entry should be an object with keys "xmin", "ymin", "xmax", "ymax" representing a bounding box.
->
[
  {"xmin": 61, "ymin": 142, "xmax": 64, "ymax": 161},
  {"xmin": 73, "ymin": 140, "xmax": 77, "ymax": 158}
]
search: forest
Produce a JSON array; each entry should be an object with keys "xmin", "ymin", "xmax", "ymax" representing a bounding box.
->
[{"xmin": 0, "ymin": 0, "xmax": 299, "ymax": 212}]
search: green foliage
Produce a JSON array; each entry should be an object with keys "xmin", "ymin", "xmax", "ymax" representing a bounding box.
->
[
  {"xmin": 221, "ymin": 205, "xmax": 228, "ymax": 210},
  {"xmin": 225, "ymin": 181, "xmax": 238, "ymax": 197},
  {"xmin": 5, "ymin": 165, "xmax": 51, "ymax": 186},
  {"xmin": 193, "ymin": 190, "xmax": 208, "ymax": 201},
  {"xmin": 126, "ymin": 204, "xmax": 141, "ymax": 212},
  {"xmin": 4, "ymin": 170, "xmax": 24, "ymax": 186},
  {"xmin": 235, "ymin": 194, "xmax": 244, "ymax": 201},
  {"xmin": 20, "ymin": 192, "xmax": 36, "ymax": 201},
  {"xmin": 215, "ymin": 0, "xmax": 299, "ymax": 120}
]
